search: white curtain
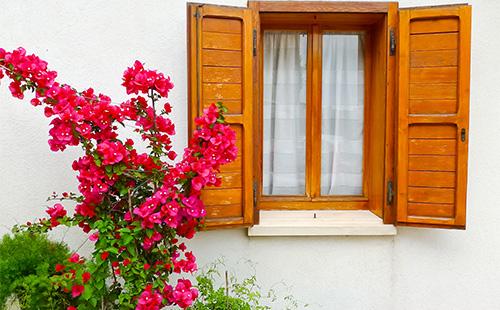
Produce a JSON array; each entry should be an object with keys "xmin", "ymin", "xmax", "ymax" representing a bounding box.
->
[
  {"xmin": 262, "ymin": 31, "xmax": 307, "ymax": 195},
  {"xmin": 321, "ymin": 33, "xmax": 365, "ymax": 195},
  {"xmin": 263, "ymin": 32, "xmax": 364, "ymax": 196}
]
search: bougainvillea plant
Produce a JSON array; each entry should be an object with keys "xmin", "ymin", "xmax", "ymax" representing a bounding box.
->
[{"xmin": 0, "ymin": 47, "xmax": 237, "ymax": 309}]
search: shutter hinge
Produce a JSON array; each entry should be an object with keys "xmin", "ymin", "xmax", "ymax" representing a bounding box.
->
[
  {"xmin": 253, "ymin": 180, "xmax": 258, "ymax": 208},
  {"xmin": 252, "ymin": 29, "xmax": 257, "ymax": 56},
  {"xmin": 387, "ymin": 180, "xmax": 394, "ymax": 206},
  {"xmin": 193, "ymin": 7, "xmax": 201, "ymax": 18},
  {"xmin": 461, "ymin": 128, "xmax": 467, "ymax": 142},
  {"xmin": 389, "ymin": 28, "xmax": 396, "ymax": 56}
]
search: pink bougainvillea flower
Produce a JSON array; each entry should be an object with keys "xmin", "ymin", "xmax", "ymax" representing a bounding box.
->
[
  {"xmin": 96, "ymin": 140, "xmax": 127, "ymax": 165},
  {"xmin": 89, "ymin": 232, "xmax": 99, "ymax": 242},
  {"xmin": 137, "ymin": 285, "xmax": 163, "ymax": 310},
  {"xmin": 71, "ymin": 285, "xmax": 84, "ymax": 298},
  {"xmin": 68, "ymin": 253, "xmax": 80, "ymax": 263},
  {"xmin": 82, "ymin": 271, "xmax": 91, "ymax": 284},
  {"xmin": 168, "ymin": 279, "xmax": 198, "ymax": 309},
  {"xmin": 46, "ymin": 203, "xmax": 67, "ymax": 218},
  {"xmin": 55, "ymin": 264, "xmax": 66, "ymax": 272},
  {"xmin": 100, "ymin": 251, "xmax": 109, "ymax": 261}
]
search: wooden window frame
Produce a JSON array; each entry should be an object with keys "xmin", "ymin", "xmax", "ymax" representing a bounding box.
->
[{"xmin": 250, "ymin": 1, "xmax": 398, "ymax": 221}]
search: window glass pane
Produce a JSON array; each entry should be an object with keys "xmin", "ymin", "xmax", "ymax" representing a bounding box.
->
[
  {"xmin": 263, "ymin": 31, "xmax": 307, "ymax": 195},
  {"xmin": 321, "ymin": 33, "xmax": 365, "ymax": 195}
]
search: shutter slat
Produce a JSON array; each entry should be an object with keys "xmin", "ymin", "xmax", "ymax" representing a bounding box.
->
[
  {"xmin": 188, "ymin": 4, "xmax": 254, "ymax": 229},
  {"xmin": 203, "ymin": 83, "xmax": 242, "ymax": 100},
  {"xmin": 410, "ymin": 50, "xmax": 458, "ymax": 67},
  {"xmin": 410, "ymin": 99, "xmax": 457, "ymax": 114},
  {"xmin": 202, "ymin": 50, "xmax": 242, "ymax": 67},
  {"xmin": 408, "ymin": 202, "xmax": 455, "ymax": 218},
  {"xmin": 396, "ymin": 5, "xmax": 471, "ymax": 229},
  {"xmin": 409, "ymin": 155, "xmax": 456, "ymax": 172},
  {"xmin": 202, "ymin": 67, "xmax": 242, "ymax": 83},
  {"xmin": 409, "ymin": 83, "xmax": 457, "ymax": 100},
  {"xmin": 410, "ymin": 18, "xmax": 459, "ymax": 34},
  {"xmin": 410, "ymin": 67, "xmax": 457, "ymax": 84},
  {"xmin": 202, "ymin": 32, "xmax": 243, "ymax": 51},
  {"xmin": 410, "ymin": 33, "xmax": 458, "ymax": 51},
  {"xmin": 408, "ymin": 171, "xmax": 456, "ymax": 188}
]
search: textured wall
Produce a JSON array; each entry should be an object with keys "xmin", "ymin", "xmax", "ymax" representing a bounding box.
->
[{"xmin": 1, "ymin": 0, "xmax": 499, "ymax": 309}]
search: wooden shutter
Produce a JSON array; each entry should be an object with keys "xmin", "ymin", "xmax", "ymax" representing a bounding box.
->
[
  {"xmin": 187, "ymin": 4, "xmax": 254, "ymax": 229},
  {"xmin": 396, "ymin": 5, "xmax": 471, "ymax": 229}
]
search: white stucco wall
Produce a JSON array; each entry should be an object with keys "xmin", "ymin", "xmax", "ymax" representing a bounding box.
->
[{"xmin": 1, "ymin": 0, "xmax": 499, "ymax": 309}]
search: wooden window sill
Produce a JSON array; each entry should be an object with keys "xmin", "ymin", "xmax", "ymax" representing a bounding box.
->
[{"xmin": 248, "ymin": 210, "xmax": 397, "ymax": 236}]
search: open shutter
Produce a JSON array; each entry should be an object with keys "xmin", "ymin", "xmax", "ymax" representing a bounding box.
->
[
  {"xmin": 396, "ymin": 5, "xmax": 471, "ymax": 229},
  {"xmin": 188, "ymin": 3, "xmax": 254, "ymax": 229}
]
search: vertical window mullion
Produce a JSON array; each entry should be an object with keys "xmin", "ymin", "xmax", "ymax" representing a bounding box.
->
[
  {"xmin": 309, "ymin": 25, "xmax": 322, "ymax": 199},
  {"xmin": 305, "ymin": 26, "xmax": 312, "ymax": 198}
]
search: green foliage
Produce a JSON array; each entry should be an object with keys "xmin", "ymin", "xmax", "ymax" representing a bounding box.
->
[
  {"xmin": 190, "ymin": 259, "xmax": 308, "ymax": 310},
  {"xmin": 0, "ymin": 232, "xmax": 72, "ymax": 309},
  {"xmin": 192, "ymin": 269, "xmax": 252, "ymax": 310}
]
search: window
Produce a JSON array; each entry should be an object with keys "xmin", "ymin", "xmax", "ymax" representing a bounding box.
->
[
  {"xmin": 257, "ymin": 13, "xmax": 389, "ymax": 216},
  {"xmin": 187, "ymin": 2, "xmax": 471, "ymax": 231},
  {"xmin": 262, "ymin": 30, "xmax": 366, "ymax": 197}
]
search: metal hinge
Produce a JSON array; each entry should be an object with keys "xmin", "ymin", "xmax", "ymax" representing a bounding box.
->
[
  {"xmin": 387, "ymin": 180, "xmax": 394, "ymax": 205},
  {"xmin": 252, "ymin": 29, "xmax": 257, "ymax": 56},
  {"xmin": 253, "ymin": 180, "xmax": 258, "ymax": 207},
  {"xmin": 461, "ymin": 128, "xmax": 467, "ymax": 142},
  {"xmin": 194, "ymin": 5, "xmax": 201, "ymax": 18},
  {"xmin": 389, "ymin": 28, "xmax": 396, "ymax": 56}
]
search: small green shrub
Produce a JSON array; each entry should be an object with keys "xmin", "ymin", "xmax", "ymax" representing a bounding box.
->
[
  {"xmin": 0, "ymin": 232, "xmax": 72, "ymax": 309},
  {"xmin": 190, "ymin": 259, "xmax": 308, "ymax": 310}
]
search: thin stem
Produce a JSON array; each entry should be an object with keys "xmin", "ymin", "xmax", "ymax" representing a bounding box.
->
[
  {"xmin": 75, "ymin": 236, "xmax": 89, "ymax": 253},
  {"xmin": 127, "ymin": 189, "xmax": 140, "ymax": 255},
  {"xmin": 149, "ymin": 88, "xmax": 158, "ymax": 131},
  {"xmin": 148, "ymin": 88, "xmax": 159, "ymax": 191}
]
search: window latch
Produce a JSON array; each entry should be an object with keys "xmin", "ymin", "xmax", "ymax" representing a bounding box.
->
[
  {"xmin": 387, "ymin": 180, "xmax": 394, "ymax": 206},
  {"xmin": 253, "ymin": 180, "xmax": 258, "ymax": 208},
  {"xmin": 389, "ymin": 28, "xmax": 396, "ymax": 56},
  {"xmin": 253, "ymin": 29, "xmax": 257, "ymax": 56}
]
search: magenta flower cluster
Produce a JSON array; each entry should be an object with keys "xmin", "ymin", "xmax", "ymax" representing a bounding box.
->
[{"xmin": 0, "ymin": 47, "xmax": 237, "ymax": 309}]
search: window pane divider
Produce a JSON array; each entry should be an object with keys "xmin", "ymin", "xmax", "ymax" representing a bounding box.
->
[{"xmin": 309, "ymin": 24, "xmax": 322, "ymax": 199}]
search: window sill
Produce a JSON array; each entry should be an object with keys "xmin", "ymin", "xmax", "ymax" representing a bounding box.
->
[{"xmin": 248, "ymin": 210, "xmax": 397, "ymax": 236}]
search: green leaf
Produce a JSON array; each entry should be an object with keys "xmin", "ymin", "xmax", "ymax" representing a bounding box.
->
[
  {"xmin": 106, "ymin": 247, "xmax": 119, "ymax": 255},
  {"xmin": 95, "ymin": 280, "xmax": 105, "ymax": 290},
  {"xmin": 126, "ymin": 243, "xmax": 137, "ymax": 256},
  {"xmin": 122, "ymin": 234, "xmax": 134, "ymax": 245},
  {"xmin": 105, "ymin": 165, "xmax": 113, "ymax": 174},
  {"xmin": 119, "ymin": 186, "xmax": 129, "ymax": 196},
  {"xmin": 119, "ymin": 228, "xmax": 131, "ymax": 233},
  {"xmin": 89, "ymin": 295, "xmax": 98, "ymax": 307},
  {"xmin": 81, "ymin": 284, "xmax": 94, "ymax": 300}
]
